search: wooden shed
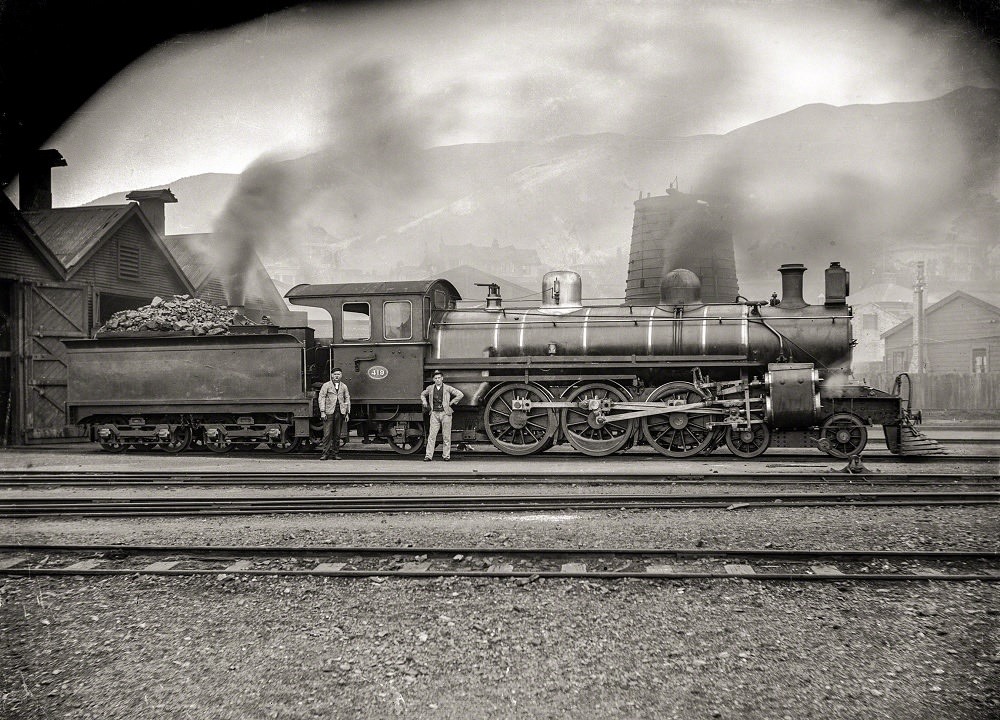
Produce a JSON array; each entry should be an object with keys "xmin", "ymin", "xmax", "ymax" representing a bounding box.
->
[{"xmin": 882, "ymin": 291, "xmax": 1000, "ymax": 374}]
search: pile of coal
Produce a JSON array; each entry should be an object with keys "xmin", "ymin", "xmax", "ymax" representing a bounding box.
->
[{"xmin": 98, "ymin": 295, "xmax": 253, "ymax": 336}]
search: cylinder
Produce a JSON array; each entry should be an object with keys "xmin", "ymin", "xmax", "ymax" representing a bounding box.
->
[{"xmin": 765, "ymin": 363, "xmax": 820, "ymax": 428}]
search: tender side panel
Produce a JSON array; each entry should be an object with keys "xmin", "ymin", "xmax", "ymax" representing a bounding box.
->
[{"xmin": 66, "ymin": 334, "xmax": 310, "ymax": 421}]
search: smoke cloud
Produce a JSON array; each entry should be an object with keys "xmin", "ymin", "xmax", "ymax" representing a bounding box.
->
[{"xmin": 212, "ymin": 59, "xmax": 447, "ymax": 303}]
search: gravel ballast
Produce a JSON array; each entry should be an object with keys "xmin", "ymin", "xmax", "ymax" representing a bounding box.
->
[
  {"xmin": 2, "ymin": 574, "xmax": 997, "ymax": 719},
  {"xmin": 2, "ymin": 446, "xmax": 997, "ymax": 719}
]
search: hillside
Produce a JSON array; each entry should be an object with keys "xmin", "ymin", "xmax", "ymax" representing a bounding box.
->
[{"xmin": 90, "ymin": 87, "xmax": 1000, "ymax": 299}]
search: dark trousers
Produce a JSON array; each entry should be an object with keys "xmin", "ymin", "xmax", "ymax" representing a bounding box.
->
[{"xmin": 322, "ymin": 410, "xmax": 344, "ymax": 457}]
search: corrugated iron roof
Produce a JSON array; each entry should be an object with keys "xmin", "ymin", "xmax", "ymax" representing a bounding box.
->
[
  {"xmin": 22, "ymin": 205, "xmax": 131, "ymax": 270},
  {"xmin": 0, "ymin": 192, "xmax": 64, "ymax": 278},
  {"xmin": 163, "ymin": 232, "xmax": 289, "ymax": 313},
  {"xmin": 881, "ymin": 290, "xmax": 1000, "ymax": 339},
  {"xmin": 286, "ymin": 279, "xmax": 461, "ymax": 299},
  {"xmin": 162, "ymin": 232, "xmax": 216, "ymax": 289},
  {"xmin": 966, "ymin": 291, "xmax": 1000, "ymax": 309}
]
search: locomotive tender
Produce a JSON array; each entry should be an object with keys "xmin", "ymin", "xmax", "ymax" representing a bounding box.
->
[{"xmin": 67, "ymin": 260, "xmax": 917, "ymax": 458}]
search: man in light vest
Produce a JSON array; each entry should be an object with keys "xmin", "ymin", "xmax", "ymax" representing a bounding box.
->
[
  {"xmin": 420, "ymin": 371, "xmax": 463, "ymax": 461},
  {"xmin": 318, "ymin": 367, "xmax": 350, "ymax": 460}
]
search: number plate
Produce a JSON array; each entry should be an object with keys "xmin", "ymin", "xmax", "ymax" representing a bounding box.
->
[{"xmin": 367, "ymin": 365, "xmax": 389, "ymax": 380}]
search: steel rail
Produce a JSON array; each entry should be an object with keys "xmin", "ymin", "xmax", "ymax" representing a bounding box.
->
[
  {"xmin": 0, "ymin": 470, "xmax": 995, "ymax": 488},
  {"xmin": 1, "ymin": 544, "xmax": 995, "ymax": 582},
  {"xmin": 2, "ymin": 491, "xmax": 997, "ymax": 517}
]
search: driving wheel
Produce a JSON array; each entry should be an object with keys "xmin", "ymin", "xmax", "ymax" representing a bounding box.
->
[
  {"xmin": 641, "ymin": 382, "xmax": 715, "ymax": 458},
  {"xmin": 560, "ymin": 382, "xmax": 635, "ymax": 457},
  {"xmin": 484, "ymin": 383, "xmax": 557, "ymax": 455}
]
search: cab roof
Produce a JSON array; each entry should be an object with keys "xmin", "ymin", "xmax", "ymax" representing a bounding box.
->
[{"xmin": 285, "ymin": 279, "xmax": 461, "ymax": 300}]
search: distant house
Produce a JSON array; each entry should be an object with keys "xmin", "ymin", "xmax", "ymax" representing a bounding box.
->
[
  {"xmin": 433, "ymin": 241, "xmax": 543, "ymax": 284},
  {"xmin": 882, "ymin": 290, "xmax": 1000, "ymax": 374},
  {"xmin": 848, "ymin": 282, "xmax": 913, "ymax": 378}
]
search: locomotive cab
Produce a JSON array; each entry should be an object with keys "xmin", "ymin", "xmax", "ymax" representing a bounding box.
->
[
  {"xmin": 286, "ymin": 279, "xmax": 460, "ymax": 403},
  {"xmin": 286, "ymin": 280, "xmax": 461, "ymax": 451}
]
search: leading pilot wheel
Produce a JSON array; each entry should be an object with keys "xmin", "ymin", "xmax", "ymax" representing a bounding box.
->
[
  {"xmin": 386, "ymin": 421, "xmax": 425, "ymax": 455},
  {"xmin": 725, "ymin": 423, "xmax": 771, "ymax": 458},
  {"xmin": 484, "ymin": 383, "xmax": 557, "ymax": 456},
  {"xmin": 641, "ymin": 382, "xmax": 715, "ymax": 458},
  {"xmin": 819, "ymin": 413, "xmax": 868, "ymax": 458},
  {"xmin": 158, "ymin": 426, "xmax": 192, "ymax": 453},
  {"xmin": 560, "ymin": 382, "xmax": 636, "ymax": 457}
]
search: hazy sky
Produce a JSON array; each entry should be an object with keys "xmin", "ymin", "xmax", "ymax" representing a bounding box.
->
[{"xmin": 34, "ymin": 0, "xmax": 999, "ymax": 206}]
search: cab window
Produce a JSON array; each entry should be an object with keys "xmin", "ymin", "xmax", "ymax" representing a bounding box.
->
[
  {"xmin": 383, "ymin": 301, "xmax": 412, "ymax": 340},
  {"xmin": 342, "ymin": 302, "xmax": 370, "ymax": 340},
  {"xmin": 433, "ymin": 289, "xmax": 453, "ymax": 309}
]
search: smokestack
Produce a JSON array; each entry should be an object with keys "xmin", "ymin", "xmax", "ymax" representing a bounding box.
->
[
  {"xmin": 126, "ymin": 188, "xmax": 177, "ymax": 237},
  {"xmin": 19, "ymin": 149, "xmax": 66, "ymax": 211},
  {"xmin": 910, "ymin": 261, "xmax": 926, "ymax": 373},
  {"xmin": 778, "ymin": 264, "xmax": 807, "ymax": 309}
]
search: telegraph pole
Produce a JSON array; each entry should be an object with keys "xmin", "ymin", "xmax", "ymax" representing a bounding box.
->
[{"xmin": 909, "ymin": 261, "xmax": 926, "ymax": 374}]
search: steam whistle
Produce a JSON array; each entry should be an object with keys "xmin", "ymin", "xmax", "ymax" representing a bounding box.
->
[{"xmin": 475, "ymin": 282, "xmax": 502, "ymax": 311}]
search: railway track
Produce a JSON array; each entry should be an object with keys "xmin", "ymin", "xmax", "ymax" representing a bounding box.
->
[
  {"xmin": 1, "ymin": 544, "xmax": 995, "ymax": 582},
  {"xmin": 0, "ymin": 470, "xmax": 996, "ymax": 488},
  {"xmin": 60, "ymin": 447, "xmax": 999, "ymax": 461},
  {"xmin": 3, "ymin": 490, "xmax": 997, "ymax": 517}
]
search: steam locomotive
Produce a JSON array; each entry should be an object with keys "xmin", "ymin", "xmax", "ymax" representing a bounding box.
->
[{"xmin": 66, "ymin": 261, "xmax": 919, "ymax": 458}]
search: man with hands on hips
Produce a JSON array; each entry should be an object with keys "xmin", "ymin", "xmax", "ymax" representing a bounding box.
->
[
  {"xmin": 420, "ymin": 370, "xmax": 463, "ymax": 461},
  {"xmin": 318, "ymin": 367, "xmax": 350, "ymax": 460}
]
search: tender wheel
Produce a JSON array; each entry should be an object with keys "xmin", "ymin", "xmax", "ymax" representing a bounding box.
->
[
  {"xmin": 267, "ymin": 426, "xmax": 302, "ymax": 454},
  {"xmin": 641, "ymin": 382, "xmax": 715, "ymax": 458},
  {"xmin": 819, "ymin": 413, "xmax": 868, "ymax": 458},
  {"xmin": 386, "ymin": 421, "xmax": 426, "ymax": 455},
  {"xmin": 560, "ymin": 382, "xmax": 636, "ymax": 457},
  {"xmin": 484, "ymin": 383, "xmax": 557, "ymax": 456},
  {"xmin": 725, "ymin": 423, "xmax": 771, "ymax": 458},
  {"xmin": 99, "ymin": 438, "xmax": 128, "ymax": 453},
  {"xmin": 158, "ymin": 425, "xmax": 192, "ymax": 453},
  {"xmin": 203, "ymin": 434, "xmax": 233, "ymax": 453}
]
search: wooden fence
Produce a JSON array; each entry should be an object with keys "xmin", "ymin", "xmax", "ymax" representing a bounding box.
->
[{"xmin": 866, "ymin": 373, "xmax": 1000, "ymax": 411}]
